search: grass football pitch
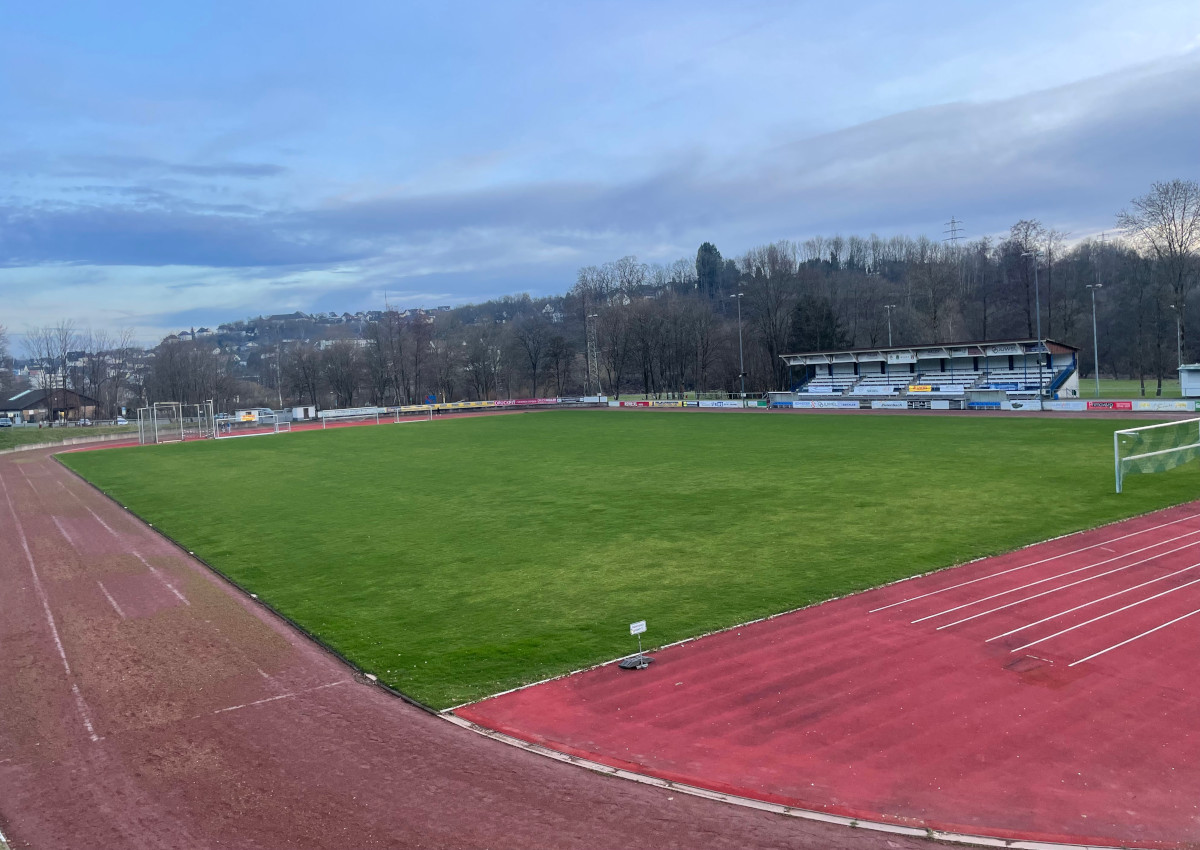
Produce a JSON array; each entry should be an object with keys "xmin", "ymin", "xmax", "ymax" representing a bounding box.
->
[{"xmin": 62, "ymin": 410, "xmax": 1200, "ymax": 708}]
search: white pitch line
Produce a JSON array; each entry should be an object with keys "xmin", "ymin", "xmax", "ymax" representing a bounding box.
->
[
  {"xmin": 0, "ymin": 472, "xmax": 99, "ymax": 742},
  {"xmin": 935, "ymin": 542, "xmax": 1200, "ymax": 630},
  {"xmin": 869, "ymin": 511, "xmax": 1200, "ymax": 613},
  {"xmin": 1012, "ymin": 574, "xmax": 1200, "ymax": 653},
  {"xmin": 1070, "ymin": 606, "xmax": 1200, "ymax": 666},
  {"xmin": 988, "ymin": 561, "xmax": 1200, "ymax": 642},
  {"xmin": 96, "ymin": 580, "xmax": 126, "ymax": 619},
  {"xmin": 210, "ymin": 680, "xmax": 347, "ymax": 715},
  {"xmin": 910, "ymin": 529, "xmax": 1200, "ymax": 624}
]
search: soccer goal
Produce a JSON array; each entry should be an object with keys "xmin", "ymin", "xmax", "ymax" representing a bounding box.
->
[
  {"xmin": 138, "ymin": 402, "xmax": 184, "ymax": 444},
  {"xmin": 1114, "ymin": 418, "xmax": 1200, "ymax": 493}
]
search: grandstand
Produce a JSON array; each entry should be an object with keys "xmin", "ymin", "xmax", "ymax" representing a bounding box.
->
[{"xmin": 780, "ymin": 339, "xmax": 1079, "ymax": 407}]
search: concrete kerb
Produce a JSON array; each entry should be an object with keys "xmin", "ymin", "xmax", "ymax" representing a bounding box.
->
[
  {"xmin": 0, "ymin": 432, "xmax": 137, "ymax": 456},
  {"xmin": 440, "ymin": 713, "xmax": 1119, "ymax": 850}
]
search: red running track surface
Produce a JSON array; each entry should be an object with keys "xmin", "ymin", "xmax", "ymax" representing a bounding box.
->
[
  {"xmin": 0, "ymin": 446, "xmax": 929, "ymax": 850},
  {"xmin": 457, "ymin": 502, "xmax": 1200, "ymax": 849}
]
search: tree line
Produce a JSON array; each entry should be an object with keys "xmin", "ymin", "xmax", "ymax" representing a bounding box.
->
[{"xmin": 11, "ymin": 178, "xmax": 1198, "ymax": 412}]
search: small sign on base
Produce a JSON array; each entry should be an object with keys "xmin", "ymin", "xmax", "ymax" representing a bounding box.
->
[{"xmin": 619, "ymin": 620, "xmax": 654, "ymax": 670}]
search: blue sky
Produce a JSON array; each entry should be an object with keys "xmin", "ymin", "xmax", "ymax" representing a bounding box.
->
[{"xmin": 2, "ymin": 1, "xmax": 1198, "ymax": 342}]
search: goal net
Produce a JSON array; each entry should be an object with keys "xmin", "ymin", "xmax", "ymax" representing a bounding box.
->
[
  {"xmin": 138, "ymin": 402, "xmax": 183, "ymax": 444},
  {"xmin": 1114, "ymin": 418, "xmax": 1200, "ymax": 493},
  {"xmin": 138, "ymin": 401, "xmax": 216, "ymax": 444}
]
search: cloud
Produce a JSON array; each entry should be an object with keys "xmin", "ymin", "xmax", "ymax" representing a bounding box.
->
[{"xmin": 1, "ymin": 51, "xmax": 1196, "ymax": 335}]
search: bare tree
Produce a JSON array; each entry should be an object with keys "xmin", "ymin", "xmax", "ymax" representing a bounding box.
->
[
  {"xmin": 512, "ymin": 316, "xmax": 550, "ymax": 396},
  {"xmin": 322, "ymin": 342, "xmax": 362, "ymax": 408},
  {"xmin": 283, "ymin": 344, "xmax": 323, "ymax": 407},
  {"xmin": 1118, "ymin": 179, "xmax": 1200, "ymax": 361}
]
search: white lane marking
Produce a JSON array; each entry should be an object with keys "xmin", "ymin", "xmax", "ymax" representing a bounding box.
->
[
  {"xmin": 0, "ymin": 472, "xmax": 99, "ymax": 742},
  {"xmin": 935, "ymin": 541, "xmax": 1200, "ymax": 630},
  {"xmin": 96, "ymin": 580, "xmax": 126, "ymax": 619},
  {"xmin": 210, "ymin": 680, "xmax": 347, "ymax": 715},
  {"xmin": 869, "ymin": 512, "xmax": 1200, "ymax": 613},
  {"xmin": 51, "ymin": 515, "xmax": 77, "ymax": 548},
  {"xmin": 1070, "ymin": 607, "xmax": 1200, "ymax": 666},
  {"xmin": 1013, "ymin": 574, "xmax": 1200, "ymax": 653},
  {"xmin": 133, "ymin": 552, "xmax": 189, "ymax": 605},
  {"xmin": 63, "ymin": 488, "xmax": 191, "ymax": 607},
  {"xmin": 910, "ymin": 530, "xmax": 1200, "ymax": 624},
  {"xmin": 987, "ymin": 561, "xmax": 1200, "ymax": 642}
]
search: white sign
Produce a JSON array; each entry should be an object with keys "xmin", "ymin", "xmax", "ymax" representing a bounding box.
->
[
  {"xmin": 630, "ymin": 620, "xmax": 647, "ymax": 636},
  {"xmin": 871, "ymin": 400, "xmax": 907, "ymax": 409}
]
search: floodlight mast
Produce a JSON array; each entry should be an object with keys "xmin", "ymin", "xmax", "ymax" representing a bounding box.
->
[
  {"xmin": 1022, "ymin": 249, "xmax": 1045, "ymax": 394},
  {"xmin": 884, "ymin": 304, "xmax": 897, "ymax": 347},
  {"xmin": 732, "ymin": 293, "xmax": 745, "ymax": 407},
  {"xmin": 1087, "ymin": 284, "xmax": 1102, "ymax": 397}
]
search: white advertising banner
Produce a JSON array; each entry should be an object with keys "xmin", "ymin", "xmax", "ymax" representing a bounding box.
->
[
  {"xmin": 871, "ymin": 400, "xmax": 907, "ymax": 409},
  {"xmin": 698, "ymin": 400, "xmax": 743, "ymax": 408},
  {"xmin": 1044, "ymin": 400, "xmax": 1087, "ymax": 411},
  {"xmin": 1134, "ymin": 400, "xmax": 1192, "ymax": 411},
  {"xmin": 931, "ymin": 400, "xmax": 951, "ymax": 410},
  {"xmin": 815, "ymin": 400, "xmax": 860, "ymax": 409}
]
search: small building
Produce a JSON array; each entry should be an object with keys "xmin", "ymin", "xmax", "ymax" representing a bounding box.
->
[
  {"xmin": 1, "ymin": 388, "xmax": 100, "ymax": 424},
  {"xmin": 1179, "ymin": 364, "xmax": 1200, "ymax": 397}
]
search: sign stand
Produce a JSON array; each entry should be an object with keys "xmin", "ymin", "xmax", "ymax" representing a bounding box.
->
[{"xmin": 618, "ymin": 620, "xmax": 653, "ymax": 670}]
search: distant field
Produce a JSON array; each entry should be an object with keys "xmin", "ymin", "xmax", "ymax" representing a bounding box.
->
[
  {"xmin": 0, "ymin": 424, "xmax": 135, "ymax": 452},
  {"xmin": 1084, "ymin": 378, "xmax": 1182, "ymax": 398},
  {"xmin": 62, "ymin": 410, "xmax": 1200, "ymax": 709}
]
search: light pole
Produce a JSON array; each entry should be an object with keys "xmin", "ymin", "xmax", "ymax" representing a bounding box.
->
[
  {"xmin": 1086, "ymin": 284, "xmax": 1102, "ymax": 398},
  {"xmin": 1021, "ymin": 250, "xmax": 1043, "ymax": 344},
  {"xmin": 731, "ymin": 292, "xmax": 745, "ymax": 407},
  {"xmin": 1171, "ymin": 305, "xmax": 1183, "ymax": 369},
  {"xmin": 884, "ymin": 304, "xmax": 897, "ymax": 347},
  {"xmin": 1022, "ymin": 250, "xmax": 1044, "ymax": 390}
]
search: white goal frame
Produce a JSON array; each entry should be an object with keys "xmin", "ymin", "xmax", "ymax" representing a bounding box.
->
[{"xmin": 1114, "ymin": 417, "xmax": 1200, "ymax": 493}]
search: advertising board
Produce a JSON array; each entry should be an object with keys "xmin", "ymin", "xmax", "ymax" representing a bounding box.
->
[
  {"xmin": 1044, "ymin": 400, "xmax": 1087, "ymax": 412},
  {"xmin": 699, "ymin": 400, "xmax": 743, "ymax": 408},
  {"xmin": 1087, "ymin": 400, "xmax": 1133, "ymax": 411},
  {"xmin": 815, "ymin": 400, "xmax": 860, "ymax": 409},
  {"xmin": 871, "ymin": 400, "xmax": 907, "ymax": 409},
  {"xmin": 1134, "ymin": 400, "xmax": 1191, "ymax": 412}
]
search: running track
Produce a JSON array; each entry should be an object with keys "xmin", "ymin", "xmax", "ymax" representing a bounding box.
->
[
  {"xmin": 0, "ymin": 446, "xmax": 927, "ymax": 849},
  {"xmin": 458, "ymin": 503, "xmax": 1200, "ymax": 849}
]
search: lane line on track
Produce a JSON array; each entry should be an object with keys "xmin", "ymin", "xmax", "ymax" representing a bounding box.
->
[
  {"xmin": 934, "ymin": 543, "xmax": 1200, "ymax": 630},
  {"xmin": 988, "ymin": 561, "xmax": 1200, "ymax": 642},
  {"xmin": 57, "ymin": 481, "xmax": 193, "ymax": 607},
  {"xmin": 96, "ymin": 580, "xmax": 126, "ymax": 619},
  {"xmin": 209, "ymin": 680, "xmax": 347, "ymax": 716},
  {"xmin": 911, "ymin": 530, "xmax": 1200, "ymax": 624},
  {"xmin": 0, "ymin": 470, "xmax": 99, "ymax": 742},
  {"xmin": 1012, "ymin": 574, "xmax": 1200, "ymax": 653},
  {"xmin": 1071, "ymin": 607, "xmax": 1200, "ymax": 666},
  {"xmin": 870, "ymin": 511, "xmax": 1200, "ymax": 613},
  {"xmin": 51, "ymin": 515, "xmax": 77, "ymax": 548}
]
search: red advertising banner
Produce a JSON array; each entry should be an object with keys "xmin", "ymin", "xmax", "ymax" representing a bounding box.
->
[{"xmin": 1087, "ymin": 400, "xmax": 1133, "ymax": 411}]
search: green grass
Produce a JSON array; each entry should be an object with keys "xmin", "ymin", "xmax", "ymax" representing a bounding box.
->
[
  {"xmin": 1084, "ymin": 378, "xmax": 1183, "ymax": 399},
  {"xmin": 61, "ymin": 411, "xmax": 1200, "ymax": 708},
  {"xmin": 0, "ymin": 424, "xmax": 136, "ymax": 452}
]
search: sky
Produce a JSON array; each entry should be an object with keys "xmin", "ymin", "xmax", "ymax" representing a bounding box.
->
[{"xmin": 2, "ymin": 0, "xmax": 1199, "ymax": 344}]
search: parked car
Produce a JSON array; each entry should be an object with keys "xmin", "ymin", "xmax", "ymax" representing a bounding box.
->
[
  {"xmin": 77, "ymin": 418, "xmax": 94, "ymax": 426},
  {"xmin": 0, "ymin": 418, "xmax": 12, "ymax": 428},
  {"xmin": 115, "ymin": 416, "xmax": 128, "ymax": 425}
]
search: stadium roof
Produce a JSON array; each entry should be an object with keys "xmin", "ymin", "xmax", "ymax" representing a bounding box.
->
[{"xmin": 781, "ymin": 338, "xmax": 1078, "ymax": 366}]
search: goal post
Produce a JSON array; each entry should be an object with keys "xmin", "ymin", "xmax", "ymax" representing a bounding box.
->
[{"xmin": 1114, "ymin": 418, "xmax": 1200, "ymax": 493}]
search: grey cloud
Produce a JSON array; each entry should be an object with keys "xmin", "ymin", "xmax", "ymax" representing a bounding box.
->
[
  {"xmin": 52, "ymin": 154, "xmax": 287, "ymax": 180},
  {"xmin": 2, "ymin": 53, "xmax": 1196, "ymax": 274}
]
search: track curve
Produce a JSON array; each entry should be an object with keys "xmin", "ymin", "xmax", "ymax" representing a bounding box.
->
[{"xmin": 0, "ymin": 446, "xmax": 926, "ymax": 850}]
